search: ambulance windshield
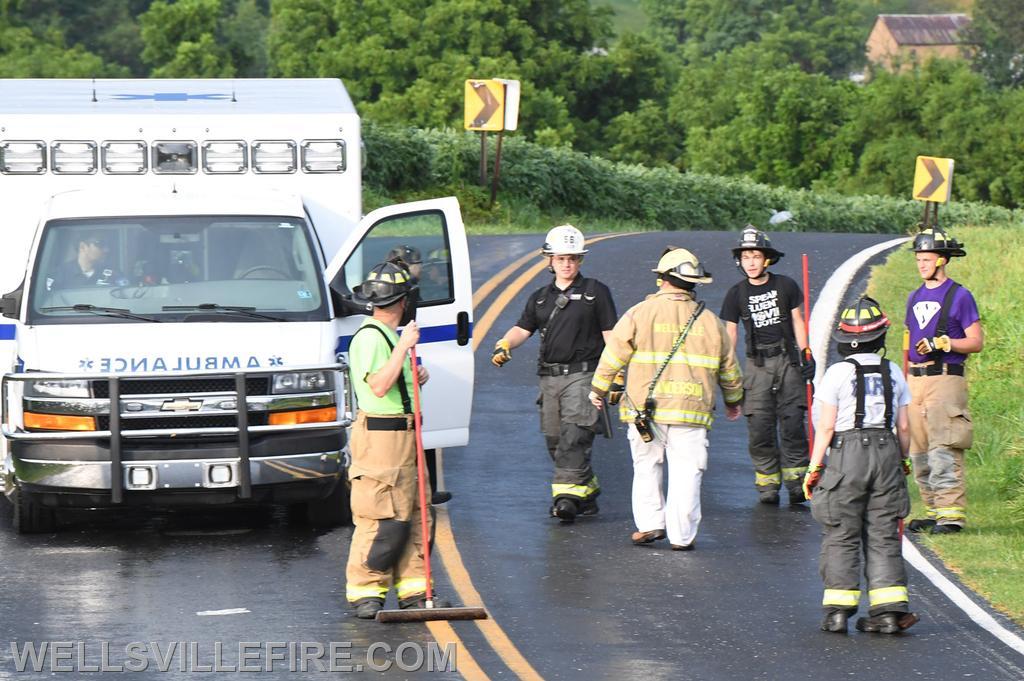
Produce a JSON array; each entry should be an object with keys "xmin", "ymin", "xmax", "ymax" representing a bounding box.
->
[{"xmin": 28, "ymin": 215, "xmax": 328, "ymax": 324}]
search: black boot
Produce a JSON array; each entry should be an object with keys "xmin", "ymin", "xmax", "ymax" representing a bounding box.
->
[
  {"xmin": 353, "ymin": 598, "xmax": 384, "ymax": 620},
  {"xmin": 579, "ymin": 498, "xmax": 599, "ymax": 516},
  {"xmin": 431, "ymin": 491, "xmax": 453, "ymax": 505},
  {"xmin": 553, "ymin": 498, "xmax": 577, "ymax": 523},
  {"xmin": 930, "ymin": 523, "xmax": 962, "ymax": 535},
  {"xmin": 856, "ymin": 611, "xmax": 918, "ymax": 634},
  {"xmin": 908, "ymin": 518, "xmax": 936, "ymax": 533},
  {"xmin": 759, "ymin": 491, "xmax": 780, "ymax": 505},
  {"xmin": 820, "ymin": 610, "xmax": 848, "ymax": 633}
]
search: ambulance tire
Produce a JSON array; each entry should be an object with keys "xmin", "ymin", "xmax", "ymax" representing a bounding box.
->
[
  {"xmin": 298, "ymin": 476, "xmax": 352, "ymax": 528},
  {"xmin": 11, "ymin": 485, "xmax": 57, "ymax": 534}
]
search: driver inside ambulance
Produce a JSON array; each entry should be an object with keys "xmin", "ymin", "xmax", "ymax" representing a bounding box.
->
[{"xmin": 47, "ymin": 232, "xmax": 127, "ymax": 290}]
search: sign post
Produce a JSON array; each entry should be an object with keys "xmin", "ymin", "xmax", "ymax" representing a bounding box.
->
[{"xmin": 465, "ymin": 79, "xmax": 520, "ymax": 203}]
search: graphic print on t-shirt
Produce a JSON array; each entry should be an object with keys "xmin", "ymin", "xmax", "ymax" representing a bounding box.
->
[
  {"xmin": 748, "ymin": 290, "xmax": 781, "ymax": 329},
  {"xmin": 913, "ymin": 300, "xmax": 941, "ymax": 330}
]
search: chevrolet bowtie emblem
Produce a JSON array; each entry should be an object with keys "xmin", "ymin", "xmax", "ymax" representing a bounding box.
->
[{"xmin": 160, "ymin": 398, "xmax": 203, "ymax": 412}]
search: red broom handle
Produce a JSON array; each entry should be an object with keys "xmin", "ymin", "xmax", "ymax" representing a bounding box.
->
[
  {"xmin": 409, "ymin": 346, "xmax": 433, "ymax": 604},
  {"xmin": 802, "ymin": 254, "xmax": 814, "ymax": 448}
]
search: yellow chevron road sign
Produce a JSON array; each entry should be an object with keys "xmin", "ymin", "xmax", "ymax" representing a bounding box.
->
[{"xmin": 913, "ymin": 155, "xmax": 954, "ymax": 203}]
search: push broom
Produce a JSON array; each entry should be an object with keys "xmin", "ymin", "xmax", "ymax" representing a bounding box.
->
[{"xmin": 376, "ymin": 346, "xmax": 488, "ymax": 623}]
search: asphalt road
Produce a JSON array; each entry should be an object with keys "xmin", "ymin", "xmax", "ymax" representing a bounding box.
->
[
  {"xmin": 444, "ymin": 231, "xmax": 1024, "ymax": 680},
  {"xmin": 0, "ymin": 230, "xmax": 1021, "ymax": 681}
]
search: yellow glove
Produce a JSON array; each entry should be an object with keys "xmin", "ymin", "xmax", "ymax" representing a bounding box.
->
[
  {"xmin": 915, "ymin": 335, "xmax": 952, "ymax": 355},
  {"xmin": 607, "ymin": 373, "xmax": 625, "ymax": 405},
  {"xmin": 491, "ymin": 339, "xmax": 512, "ymax": 367},
  {"xmin": 803, "ymin": 463, "xmax": 824, "ymax": 501}
]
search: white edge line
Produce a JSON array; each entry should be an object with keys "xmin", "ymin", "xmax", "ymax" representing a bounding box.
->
[
  {"xmin": 196, "ymin": 608, "xmax": 251, "ymax": 616},
  {"xmin": 902, "ymin": 540, "xmax": 1024, "ymax": 655},
  {"xmin": 808, "ymin": 236, "xmax": 910, "ymax": 384},
  {"xmin": 809, "ymin": 235, "xmax": 1024, "ymax": 658}
]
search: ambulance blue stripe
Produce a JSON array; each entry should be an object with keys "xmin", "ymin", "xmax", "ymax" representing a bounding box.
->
[
  {"xmin": 0, "ymin": 325, "xmax": 15, "ymax": 340},
  {"xmin": 335, "ymin": 322, "xmax": 470, "ymax": 353}
]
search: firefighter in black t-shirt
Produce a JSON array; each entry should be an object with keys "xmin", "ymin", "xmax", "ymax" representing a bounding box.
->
[
  {"xmin": 491, "ymin": 225, "xmax": 618, "ymax": 523},
  {"xmin": 720, "ymin": 226, "xmax": 815, "ymax": 504}
]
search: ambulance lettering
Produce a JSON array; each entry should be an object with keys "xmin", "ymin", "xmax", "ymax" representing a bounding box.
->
[{"xmin": 85, "ymin": 356, "xmax": 267, "ymax": 372}]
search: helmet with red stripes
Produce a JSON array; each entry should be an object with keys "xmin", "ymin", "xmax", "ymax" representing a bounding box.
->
[{"xmin": 832, "ymin": 296, "xmax": 890, "ymax": 344}]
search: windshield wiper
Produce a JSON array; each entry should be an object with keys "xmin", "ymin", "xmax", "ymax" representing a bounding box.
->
[
  {"xmin": 41, "ymin": 304, "xmax": 161, "ymax": 323},
  {"xmin": 161, "ymin": 303, "xmax": 286, "ymax": 322}
]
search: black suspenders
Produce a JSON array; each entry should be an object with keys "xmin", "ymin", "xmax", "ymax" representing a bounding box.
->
[
  {"xmin": 911, "ymin": 282, "xmax": 961, "ymax": 362},
  {"xmin": 350, "ymin": 323, "xmax": 413, "ymax": 414},
  {"xmin": 843, "ymin": 358, "xmax": 893, "ymax": 430}
]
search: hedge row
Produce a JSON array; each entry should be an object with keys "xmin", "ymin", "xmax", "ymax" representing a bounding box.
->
[{"xmin": 362, "ymin": 122, "xmax": 1018, "ymax": 233}]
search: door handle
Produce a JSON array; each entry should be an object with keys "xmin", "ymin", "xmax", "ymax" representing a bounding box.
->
[{"xmin": 456, "ymin": 311, "xmax": 470, "ymax": 346}]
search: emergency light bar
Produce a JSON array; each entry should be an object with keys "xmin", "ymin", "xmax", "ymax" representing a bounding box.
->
[
  {"xmin": 152, "ymin": 141, "xmax": 198, "ymax": 174},
  {"xmin": 202, "ymin": 140, "xmax": 247, "ymax": 174},
  {"xmin": 0, "ymin": 139, "xmax": 346, "ymax": 175},
  {"xmin": 301, "ymin": 140, "xmax": 346, "ymax": 173},
  {"xmin": 101, "ymin": 141, "xmax": 147, "ymax": 174},
  {"xmin": 252, "ymin": 141, "xmax": 296, "ymax": 174},
  {"xmin": 51, "ymin": 141, "xmax": 97, "ymax": 174},
  {"xmin": 0, "ymin": 141, "xmax": 46, "ymax": 174}
]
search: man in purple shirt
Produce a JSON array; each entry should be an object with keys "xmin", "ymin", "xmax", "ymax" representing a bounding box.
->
[{"xmin": 904, "ymin": 228, "xmax": 983, "ymax": 535}]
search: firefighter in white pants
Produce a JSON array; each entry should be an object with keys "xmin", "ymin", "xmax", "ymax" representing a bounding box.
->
[
  {"xmin": 590, "ymin": 247, "xmax": 743, "ymax": 550},
  {"xmin": 805, "ymin": 296, "xmax": 918, "ymax": 634}
]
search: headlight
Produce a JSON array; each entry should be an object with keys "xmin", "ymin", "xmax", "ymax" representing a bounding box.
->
[
  {"xmin": 272, "ymin": 371, "xmax": 332, "ymax": 394},
  {"xmin": 26, "ymin": 379, "xmax": 91, "ymax": 398}
]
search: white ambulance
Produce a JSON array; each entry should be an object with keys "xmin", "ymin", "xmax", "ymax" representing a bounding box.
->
[{"xmin": 0, "ymin": 79, "xmax": 475, "ymax": 532}]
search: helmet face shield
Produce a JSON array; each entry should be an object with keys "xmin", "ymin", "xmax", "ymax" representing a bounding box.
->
[
  {"xmin": 353, "ymin": 261, "xmax": 417, "ymax": 308},
  {"xmin": 652, "ymin": 247, "xmax": 713, "ymax": 284}
]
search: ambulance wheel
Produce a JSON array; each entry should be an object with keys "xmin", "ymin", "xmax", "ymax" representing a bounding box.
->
[
  {"xmin": 11, "ymin": 485, "xmax": 57, "ymax": 534},
  {"xmin": 301, "ymin": 477, "xmax": 351, "ymax": 528}
]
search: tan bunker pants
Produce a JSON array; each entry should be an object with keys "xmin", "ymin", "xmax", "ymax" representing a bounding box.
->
[
  {"xmin": 908, "ymin": 374, "xmax": 972, "ymax": 527},
  {"xmin": 345, "ymin": 412, "xmax": 431, "ymax": 606}
]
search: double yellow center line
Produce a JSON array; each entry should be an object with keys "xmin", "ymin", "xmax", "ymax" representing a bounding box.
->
[{"xmin": 426, "ymin": 233, "xmax": 641, "ymax": 680}]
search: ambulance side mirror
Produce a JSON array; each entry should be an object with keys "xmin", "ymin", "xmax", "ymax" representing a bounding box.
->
[
  {"xmin": 1, "ymin": 283, "xmax": 23, "ymax": 319},
  {"xmin": 329, "ymin": 284, "xmax": 370, "ymax": 318}
]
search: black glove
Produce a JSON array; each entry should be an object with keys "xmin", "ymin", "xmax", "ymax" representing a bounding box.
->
[{"xmin": 799, "ymin": 351, "xmax": 816, "ymax": 381}]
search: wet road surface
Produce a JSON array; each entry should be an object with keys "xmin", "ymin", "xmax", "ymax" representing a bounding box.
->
[{"xmin": 0, "ymin": 231, "xmax": 1021, "ymax": 680}]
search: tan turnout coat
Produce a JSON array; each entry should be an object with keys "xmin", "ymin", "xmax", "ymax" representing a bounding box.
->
[{"xmin": 591, "ymin": 290, "xmax": 743, "ymax": 428}]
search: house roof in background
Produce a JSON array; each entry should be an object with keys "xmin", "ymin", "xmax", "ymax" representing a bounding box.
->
[{"xmin": 877, "ymin": 14, "xmax": 972, "ymax": 46}]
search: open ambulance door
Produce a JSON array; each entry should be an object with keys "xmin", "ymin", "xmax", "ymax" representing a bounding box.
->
[{"xmin": 326, "ymin": 197, "xmax": 474, "ymax": 449}]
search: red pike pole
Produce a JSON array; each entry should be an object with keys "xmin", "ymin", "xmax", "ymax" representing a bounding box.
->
[{"xmin": 802, "ymin": 254, "xmax": 814, "ymax": 448}]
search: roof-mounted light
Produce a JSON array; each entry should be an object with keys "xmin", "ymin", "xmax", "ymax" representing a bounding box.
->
[
  {"xmin": 301, "ymin": 140, "xmax": 346, "ymax": 173},
  {"xmin": 51, "ymin": 141, "xmax": 97, "ymax": 174},
  {"xmin": 252, "ymin": 140, "xmax": 296, "ymax": 174},
  {"xmin": 1, "ymin": 141, "xmax": 46, "ymax": 174},
  {"xmin": 101, "ymin": 141, "xmax": 147, "ymax": 174},
  {"xmin": 202, "ymin": 140, "xmax": 247, "ymax": 174},
  {"xmin": 152, "ymin": 141, "xmax": 197, "ymax": 174}
]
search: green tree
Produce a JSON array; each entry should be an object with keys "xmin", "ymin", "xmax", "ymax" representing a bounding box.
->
[
  {"xmin": 673, "ymin": 43, "xmax": 857, "ymax": 187},
  {"xmin": 140, "ymin": 0, "xmax": 270, "ymax": 77},
  {"xmin": 267, "ymin": 0, "xmax": 615, "ymax": 146},
  {"xmin": 965, "ymin": 0, "xmax": 1024, "ymax": 87},
  {"xmin": 0, "ymin": 14, "xmax": 128, "ymax": 77}
]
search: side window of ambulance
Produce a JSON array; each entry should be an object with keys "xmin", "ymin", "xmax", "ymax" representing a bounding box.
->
[{"xmin": 341, "ymin": 210, "xmax": 453, "ymax": 306}]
